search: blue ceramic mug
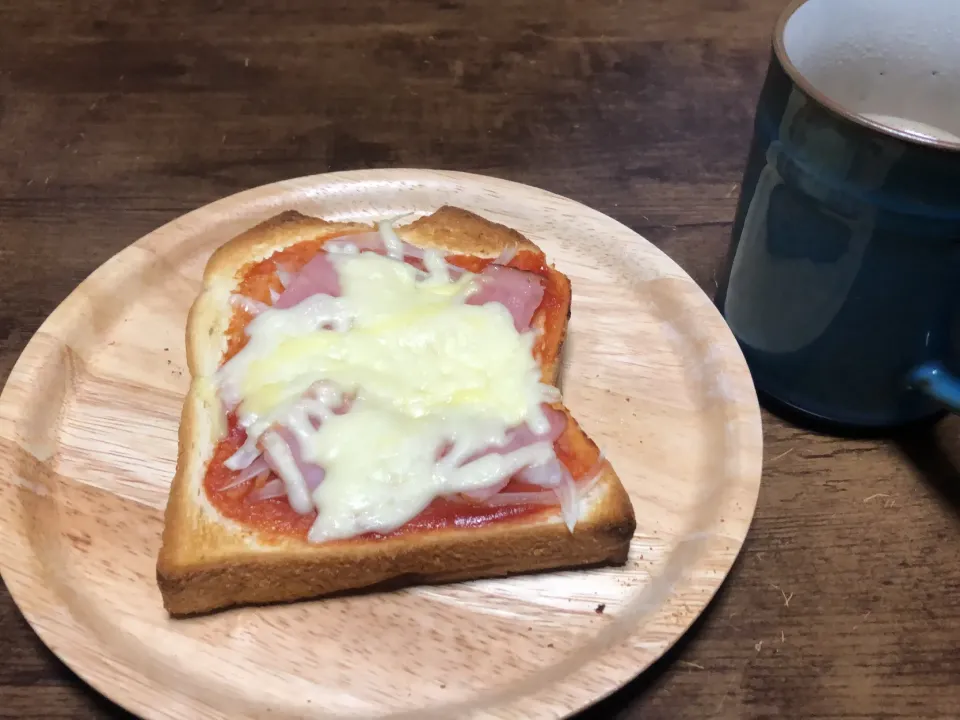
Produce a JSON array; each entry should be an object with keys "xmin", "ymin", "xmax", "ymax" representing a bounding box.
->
[{"xmin": 716, "ymin": 0, "xmax": 960, "ymax": 429}]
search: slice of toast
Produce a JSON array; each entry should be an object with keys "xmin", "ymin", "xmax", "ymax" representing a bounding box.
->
[{"xmin": 157, "ymin": 206, "xmax": 636, "ymax": 616}]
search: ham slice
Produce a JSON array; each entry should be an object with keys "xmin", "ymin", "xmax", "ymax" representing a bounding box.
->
[
  {"xmin": 473, "ymin": 453, "xmax": 580, "ymax": 530},
  {"xmin": 274, "ymin": 253, "xmax": 342, "ymax": 308},
  {"xmin": 271, "ymin": 236, "xmax": 545, "ymax": 335},
  {"xmin": 272, "ymin": 233, "xmax": 432, "ymax": 310},
  {"xmin": 264, "ymin": 426, "xmax": 326, "ymax": 492},
  {"xmin": 482, "ymin": 405, "xmax": 566, "ymax": 459},
  {"xmin": 467, "ymin": 265, "xmax": 545, "ymax": 332},
  {"xmin": 242, "ymin": 386, "xmax": 354, "ymax": 505},
  {"xmin": 459, "ymin": 406, "xmax": 567, "ymax": 501},
  {"xmin": 254, "ymin": 427, "xmax": 327, "ymax": 509}
]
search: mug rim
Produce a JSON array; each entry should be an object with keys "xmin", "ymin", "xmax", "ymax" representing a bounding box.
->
[{"xmin": 772, "ymin": 0, "xmax": 960, "ymax": 153}]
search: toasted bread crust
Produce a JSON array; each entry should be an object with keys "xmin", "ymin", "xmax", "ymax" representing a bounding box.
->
[
  {"xmin": 159, "ymin": 460, "xmax": 634, "ymax": 616},
  {"xmin": 158, "ymin": 206, "xmax": 635, "ymax": 616}
]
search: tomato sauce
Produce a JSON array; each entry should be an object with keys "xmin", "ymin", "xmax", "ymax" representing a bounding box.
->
[{"xmin": 206, "ymin": 231, "xmax": 595, "ymax": 542}]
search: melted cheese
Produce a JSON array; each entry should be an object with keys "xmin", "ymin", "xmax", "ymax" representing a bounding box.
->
[
  {"xmin": 377, "ymin": 220, "xmax": 404, "ymax": 261},
  {"xmin": 215, "ymin": 251, "xmax": 557, "ymax": 541},
  {"xmin": 307, "ymin": 406, "xmax": 554, "ymax": 541}
]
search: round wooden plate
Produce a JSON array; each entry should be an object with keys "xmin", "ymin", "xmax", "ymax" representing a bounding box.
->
[{"xmin": 0, "ymin": 170, "xmax": 762, "ymax": 719}]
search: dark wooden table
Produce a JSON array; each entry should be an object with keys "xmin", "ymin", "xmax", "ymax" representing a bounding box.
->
[{"xmin": 2, "ymin": 0, "xmax": 959, "ymax": 717}]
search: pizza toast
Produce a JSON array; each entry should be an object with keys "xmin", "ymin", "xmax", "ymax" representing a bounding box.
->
[{"xmin": 157, "ymin": 206, "xmax": 636, "ymax": 616}]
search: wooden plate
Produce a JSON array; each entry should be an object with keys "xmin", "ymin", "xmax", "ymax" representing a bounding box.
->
[{"xmin": 0, "ymin": 170, "xmax": 762, "ymax": 719}]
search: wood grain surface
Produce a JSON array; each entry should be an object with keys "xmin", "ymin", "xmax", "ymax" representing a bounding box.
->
[
  {"xmin": 0, "ymin": 170, "xmax": 762, "ymax": 719},
  {"xmin": 0, "ymin": 1, "xmax": 957, "ymax": 719}
]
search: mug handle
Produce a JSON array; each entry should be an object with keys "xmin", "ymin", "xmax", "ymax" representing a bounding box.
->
[{"xmin": 908, "ymin": 362, "xmax": 960, "ymax": 413}]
